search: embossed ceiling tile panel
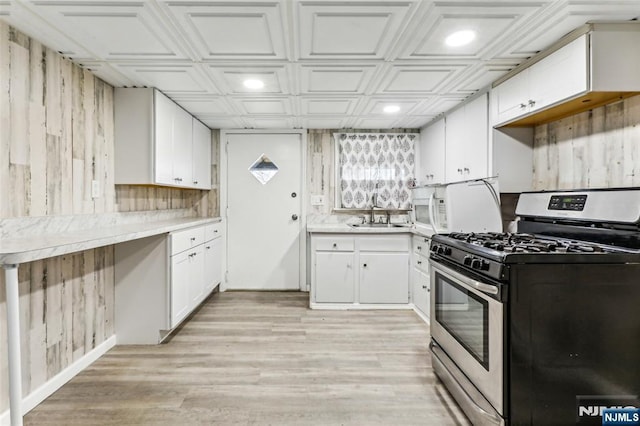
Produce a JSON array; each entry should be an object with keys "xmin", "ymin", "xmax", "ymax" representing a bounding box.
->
[
  {"xmin": 361, "ymin": 97, "xmax": 422, "ymax": 116},
  {"xmin": 23, "ymin": 1, "xmax": 188, "ymax": 60},
  {"xmin": 199, "ymin": 116, "xmax": 246, "ymax": 129},
  {"xmin": 301, "ymin": 98, "xmax": 358, "ymax": 115},
  {"xmin": 300, "ymin": 116, "xmax": 350, "ymax": 129},
  {"xmin": 232, "ymin": 97, "xmax": 292, "ymax": 115},
  {"xmin": 299, "ymin": 64, "xmax": 378, "ymax": 94},
  {"xmin": 113, "ymin": 64, "xmax": 215, "ymax": 94},
  {"xmin": 0, "ymin": 1, "xmax": 94, "ymax": 59},
  {"xmin": 249, "ymin": 117, "xmax": 296, "ymax": 129},
  {"xmin": 454, "ymin": 64, "xmax": 517, "ymax": 93},
  {"xmin": 507, "ymin": 2, "xmax": 640, "ymax": 56},
  {"xmin": 208, "ymin": 65, "xmax": 290, "ymax": 94},
  {"xmin": 173, "ymin": 97, "xmax": 232, "ymax": 115},
  {"xmin": 297, "ymin": 1, "xmax": 417, "ymax": 59},
  {"xmin": 352, "ymin": 117, "xmax": 399, "ymax": 129},
  {"xmin": 399, "ymin": 2, "xmax": 545, "ymax": 60},
  {"xmin": 77, "ymin": 61, "xmax": 134, "ymax": 87},
  {"xmin": 413, "ymin": 96, "xmax": 467, "ymax": 116},
  {"xmin": 163, "ymin": 1, "xmax": 288, "ymax": 60},
  {"xmin": 376, "ymin": 64, "xmax": 468, "ymax": 94},
  {"xmin": 394, "ymin": 115, "xmax": 435, "ymax": 129}
]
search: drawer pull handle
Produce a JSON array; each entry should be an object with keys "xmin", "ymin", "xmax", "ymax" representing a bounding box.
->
[
  {"xmin": 417, "ymin": 261, "xmax": 422, "ymax": 265},
  {"xmin": 206, "ymin": 246, "xmax": 211, "ymax": 249},
  {"xmin": 363, "ymin": 264, "xmax": 367, "ymax": 268},
  {"xmin": 417, "ymin": 246, "xmax": 422, "ymax": 250},
  {"xmin": 422, "ymin": 285, "xmax": 427, "ymax": 289},
  {"xmin": 333, "ymin": 243, "xmax": 337, "ymax": 248},
  {"xmin": 214, "ymin": 230, "xmax": 218, "ymax": 233},
  {"xmin": 190, "ymin": 237, "xmax": 196, "ymax": 241}
]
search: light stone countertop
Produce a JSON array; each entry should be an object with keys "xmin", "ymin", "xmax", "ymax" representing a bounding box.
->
[
  {"xmin": 0, "ymin": 217, "xmax": 221, "ymax": 266},
  {"xmin": 307, "ymin": 222, "xmax": 414, "ymax": 234}
]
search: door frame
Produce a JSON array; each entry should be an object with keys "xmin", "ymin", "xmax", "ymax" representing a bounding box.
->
[{"xmin": 220, "ymin": 129, "xmax": 308, "ymax": 292}]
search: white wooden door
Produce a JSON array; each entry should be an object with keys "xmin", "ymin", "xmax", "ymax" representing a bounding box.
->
[
  {"xmin": 463, "ymin": 94, "xmax": 489, "ymax": 180},
  {"xmin": 189, "ymin": 245, "xmax": 205, "ymax": 306},
  {"xmin": 172, "ymin": 106, "xmax": 193, "ymax": 185},
  {"xmin": 444, "ymin": 107, "xmax": 466, "ymax": 182},
  {"xmin": 226, "ymin": 133, "xmax": 302, "ymax": 290}
]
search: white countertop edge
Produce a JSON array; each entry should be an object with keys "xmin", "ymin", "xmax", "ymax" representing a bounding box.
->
[
  {"xmin": 307, "ymin": 223, "xmax": 435, "ymax": 238},
  {"xmin": 0, "ymin": 217, "xmax": 222, "ymax": 266}
]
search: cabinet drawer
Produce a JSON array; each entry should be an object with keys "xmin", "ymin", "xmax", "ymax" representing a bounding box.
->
[
  {"xmin": 359, "ymin": 236, "xmax": 409, "ymax": 252},
  {"xmin": 171, "ymin": 226, "xmax": 205, "ymax": 255},
  {"xmin": 314, "ymin": 236, "xmax": 355, "ymax": 252},
  {"xmin": 414, "ymin": 253, "xmax": 429, "ymax": 274},
  {"xmin": 412, "ymin": 235, "xmax": 430, "ymax": 256},
  {"xmin": 205, "ymin": 222, "xmax": 223, "ymax": 242}
]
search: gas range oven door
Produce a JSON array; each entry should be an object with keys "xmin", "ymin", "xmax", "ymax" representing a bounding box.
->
[{"xmin": 429, "ymin": 260, "xmax": 505, "ymax": 425}]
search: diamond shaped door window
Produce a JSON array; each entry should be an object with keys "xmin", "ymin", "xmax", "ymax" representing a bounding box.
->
[{"xmin": 249, "ymin": 154, "xmax": 279, "ymax": 185}]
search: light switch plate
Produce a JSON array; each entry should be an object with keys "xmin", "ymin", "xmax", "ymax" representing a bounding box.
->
[
  {"xmin": 91, "ymin": 180, "xmax": 100, "ymax": 198},
  {"xmin": 311, "ymin": 195, "xmax": 325, "ymax": 206}
]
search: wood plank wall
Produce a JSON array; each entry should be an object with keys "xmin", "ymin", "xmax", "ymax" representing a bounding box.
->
[
  {"xmin": 0, "ymin": 22, "xmax": 219, "ymax": 413},
  {"xmin": 306, "ymin": 129, "xmax": 418, "ymax": 216},
  {"xmin": 533, "ymin": 95, "xmax": 640, "ymax": 190}
]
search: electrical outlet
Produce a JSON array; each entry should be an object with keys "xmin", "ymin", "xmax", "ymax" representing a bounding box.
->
[
  {"xmin": 311, "ymin": 195, "xmax": 325, "ymax": 206},
  {"xmin": 91, "ymin": 180, "xmax": 100, "ymax": 198}
]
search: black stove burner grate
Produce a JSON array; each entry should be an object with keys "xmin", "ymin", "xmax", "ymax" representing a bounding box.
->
[{"xmin": 446, "ymin": 232, "xmax": 608, "ymax": 254}]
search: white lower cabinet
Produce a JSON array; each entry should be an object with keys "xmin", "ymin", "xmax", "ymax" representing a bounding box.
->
[
  {"xmin": 411, "ymin": 235, "xmax": 431, "ymax": 319},
  {"xmin": 170, "ymin": 250, "xmax": 192, "ymax": 327},
  {"xmin": 360, "ymin": 253, "xmax": 409, "ymax": 303},
  {"xmin": 115, "ymin": 221, "xmax": 223, "ymax": 344},
  {"xmin": 311, "ymin": 234, "xmax": 409, "ymax": 306},
  {"xmin": 315, "ymin": 252, "xmax": 355, "ymax": 303}
]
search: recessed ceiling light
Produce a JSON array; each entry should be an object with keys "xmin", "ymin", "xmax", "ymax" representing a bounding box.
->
[
  {"xmin": 445, "ymin": 30, "xmax": 476, "ymax": 47},
  {"xmin": 243, "ymin": 79, "xmax": 264, "ymax": 89},
  {"xmin": 383, "ymin": 105, "xmax": 400, "ymax": 113}
]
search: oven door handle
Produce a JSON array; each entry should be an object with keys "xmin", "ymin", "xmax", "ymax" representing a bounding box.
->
[{"xmin": 430, "ymin": 261, "xmax": 499, "ymax": 296}]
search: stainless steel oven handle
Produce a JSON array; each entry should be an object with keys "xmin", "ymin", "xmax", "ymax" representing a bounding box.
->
[{"xmin": 430, "ymin": 260, "xmax": 499, "ymax": 296}]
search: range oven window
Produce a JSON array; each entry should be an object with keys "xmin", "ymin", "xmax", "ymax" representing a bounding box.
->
[{"xmin": 435, "ymin": 272, "xmax": 490, "ymax": 370}]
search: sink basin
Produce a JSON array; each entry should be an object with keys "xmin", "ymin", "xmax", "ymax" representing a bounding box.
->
[{"xmin": 348, "ymin": 223, "xmax": 408, "ymax": 229}]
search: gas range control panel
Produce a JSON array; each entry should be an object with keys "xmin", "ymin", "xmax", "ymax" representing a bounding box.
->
[{"xmin": 548, "ymin": 194, "xmax": 587, "ymax": 211}]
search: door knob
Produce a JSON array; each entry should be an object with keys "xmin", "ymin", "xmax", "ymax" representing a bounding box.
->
[{"xmin": 292, "ymin": 214, "xmax": 298, "ymax": 221}]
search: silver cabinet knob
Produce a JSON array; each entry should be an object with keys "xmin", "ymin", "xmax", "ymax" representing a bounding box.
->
[{"xmin": 292, "ymin": 214, "xmax": 298, "ymax": 221}]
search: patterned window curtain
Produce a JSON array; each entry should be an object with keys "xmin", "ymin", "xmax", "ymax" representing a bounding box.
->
[{"xmin": 336, "ymin": 133, "xmax": 416, "ymax": 209}]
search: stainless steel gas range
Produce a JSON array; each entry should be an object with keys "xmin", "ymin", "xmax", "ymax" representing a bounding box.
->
[{"xmin": 429, "ymin": 188, "xmax": 640, "ymax": 426}]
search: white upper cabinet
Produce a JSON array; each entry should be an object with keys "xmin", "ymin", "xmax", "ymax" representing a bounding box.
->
[
  {"xmin": 445, "ymin": 94, "xmax": 489, "ymax": 182},
  {"xmin": 114, "ymin": 88, "xmax": 211, "ymax": 189},
  {"xmin": 192, "ymin": 118, "xmax": 212, "ymax": 190},
  {"xmin": 492, "ymin": 24, "xmax": 640, "ymax": 127},
  {"xmin": 493, "ymin": 36, "xmax": 587, "ymax": 126},
  {"xmin": 418, "ymin": 118, "xmax": 445, "ymax": 184}
]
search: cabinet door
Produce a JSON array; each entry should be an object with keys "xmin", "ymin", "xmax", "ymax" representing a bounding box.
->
[
  {"xmin": 189, "ymin": 245, "xmax": 205, "ymax": 308},
  {"xmin": 315, "ymin": 252, "xmax": 355, "ymax": 303},
  {"xmin": 359, "ymin": 253, "xmax": 409, "ymax": 304},
  {"xmin": 492, "ymin": 70, "xmax": 529, "ymax": 126},
  {"xmin": 463, "ymin": 94, "xmax": 489, "ymax": 180},
  {"xmin": 192, "ymin": 119, "xmax": 212, "ymax": 189},
  {"xmin": 413, "ymin": 268, "xmax": 430, "ymax": 317},
  {"xmin": 172, "ymin": 106, "xmax": 193, "ymax": 186},
  {"xmin": 528, "ymin": 35, "xmax": 588, "ymax": 113},
  {"xmin": 154, "ymin": 91, "xmax": 175, "ymax": 186},
  {"xmin": 419, "ymin": 118, "xmax": 445, "ymax": 184},
  {"xmin": 444, "ymin": 107, "xmax": 466, "ymax": 182},
  {"xmin": 170, "ymin": 251, "xmax": 191, "ymax": 328},
  {"xmin": 204, "ymin": 237, "xmax": 222, "ymax": 294}
]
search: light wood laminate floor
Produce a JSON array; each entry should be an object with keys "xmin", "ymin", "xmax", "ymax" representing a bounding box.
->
[{"xmin": 25, "ymin": 291, "xmax": 470, "ymax": 425}]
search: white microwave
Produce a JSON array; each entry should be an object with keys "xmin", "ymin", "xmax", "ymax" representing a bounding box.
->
[
  {"xmin": 412, "ymin": 186, "xmax": 448, "ymax": 234},
  {"xmin": 411, "ymin": 179, "xmax": 502, "ymax": 235}
]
